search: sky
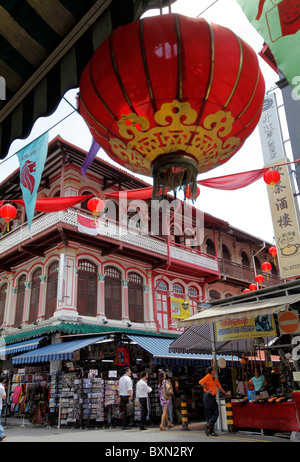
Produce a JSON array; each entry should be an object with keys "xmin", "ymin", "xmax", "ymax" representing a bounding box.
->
[{"xmin": 1, "ymin": 0, "xmax": 298, "ymax": 244}]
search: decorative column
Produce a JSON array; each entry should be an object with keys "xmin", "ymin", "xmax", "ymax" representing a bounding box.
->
[
  {"xmin": 143, "ymin": 284, "xmax": 150, "ymax": 324},
  {"xmin": 3, "ymin": 274, "xmax": 14, "ymax": 328},
  {"xmin": 23, "ymin": 281, "xmax": 32, "ymax": 324},
  {"xmin": 97, "ymin": 274, "xmax": 106, "ymax": 319},
  {"xmin": 38, "ymin": 275, "xmax": 47, "ymax": 321},
  {"xmin": 122, "ymin": 279, "xmax": 129, "ymax": 321}
]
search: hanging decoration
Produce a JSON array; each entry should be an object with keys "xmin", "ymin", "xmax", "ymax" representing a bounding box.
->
[
  {"xmin": 261, "ymin": 261, "xmax": 272, "ymax": 280},
  {"xmin": 243, "ymin": 288, "xmax": 251, "ymax": 293},
  {"xmin": 114, "ymin": 347, "xmax": 130, "ymax": 366},
  {"xmin": 78, "ymin": 13, "xmax": 265, "ymax": 200},
  {"xmin": 87, "ymin": 197, "xmax": 105, "ymax": 221},
  {"xmin": 255, "ymin": 274, "xmax": 264, "ymax": 287},
  {"xmin": 263, "ymin": 169, "xmax": 281, "ymax": 187},
  {"xmin": 269, "ymin": 246, "xmax": 277, "ymax": 266},
  {"xmin": 0, "ymin": 204, "xmax": 17, "ymax": 231},
  {"xmin": 249, "ymin": 283, "xmax": 257, "ymax": 291}
]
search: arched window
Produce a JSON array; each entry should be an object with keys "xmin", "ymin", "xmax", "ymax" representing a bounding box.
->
[
  {"xmin": 45, "ymin": 261, "xmax": 59, "ymax": 320},
  {"xmin": 222, "ymin": 244, "xmax": 231, "ymax": 261},
  {"xmin": 29, "ymin": 268, "xmax": 41, "ymax": 323},
  {"xmin": 206, "ymin": 238, "xmax": 216, "ymax": 256},
  {"xmin": 173, "ymin": 283, "xmax": 184, "ymax": 295},
  {"xmin": 77, "ymin": 260, "xmax": 97, "ymax": 317},
  {"xmin": 209, "ymin": 290, "xmax": 221, "ymax": 301},
  {"xmin": 0, "ymin": 283, "xmax": 7, "ymax": 326},
  {"xmin": 128, "ymin": 272, "xmax": 144, "ymax": 323},
  {"xmin": 15, "ymin": 275, "xmax": 26, "ymax": 326},
  {"xmin": 241, "ymin": 251, "xmax": 250, "ymax": 267},
  {"xmin": 105, "ymin": 266, "xmax": 121, "ymax": 320}
]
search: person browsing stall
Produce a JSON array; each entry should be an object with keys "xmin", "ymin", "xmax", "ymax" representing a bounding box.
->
[
  {"xmin": 136, "ymin": 372, "xmax": 152, "ymax": 430},
  {"xmin": 199, "ymin": 366, "xmax": 230, "ymax": 436},
  {"xmin": 117, "ymin": 367, "xmax": 133, "ymax": 429},
  {"xmin": 0, "ymin": 375, "xmax": 7, "ymax": 442}
]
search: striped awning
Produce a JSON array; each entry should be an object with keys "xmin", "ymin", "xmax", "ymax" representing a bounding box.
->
[
  {"xmin": 0, "ymin": 336, "xmax": 44, "ymax": 357},
  {"xmin": 0, "ymin": 0, "xmax": 172, "ymax": 159},
  {"xmin": 126, "ymin": 334, "xmax": 239, "ymax": 366},
  {"xmin": 180, "ymin": 294, "xmax": 300, "ymax": 327},
  {"xmin": 12, "ymin": 335, "xmax": 107, "ymax": 364}
]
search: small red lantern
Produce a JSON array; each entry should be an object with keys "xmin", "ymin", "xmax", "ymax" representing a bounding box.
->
[
  {"xmin": 269, "ymin": 246, "xmax": 277, "ymax": 266},
  {"xmin": 249, "ymin": 283, "xmax": 257, "ymax": 291},
  {"xmin": 186, "ymin": 185, "xmax": 200, "ymax": 200},
  {"xmin": 261, "ymin": 261, "xmax": 272, "ymax": 280},
  {"xmin": 87, "ymin": 197, "xmax": 105, "ymax": 221},
  {"xmin": 264, "ymin": 169, "xmax": 281, "ymax": 187},
  {"xmin": 0, "ymin": 204, "xmax": 17, "ymax": 231},
  {"xmin": 243, "ymin": 288, "xmax": 251, "ymax": 293},
  {"xmin": 255, "ymin": 274, "xmax": 265, "ymax": 286}
]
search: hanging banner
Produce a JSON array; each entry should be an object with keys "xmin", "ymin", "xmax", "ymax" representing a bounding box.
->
[
  {"xmin": 16, "ymin": 132, "xmax": 49, "ymax": 232},
  {"xmin": 216, "ymin": 314, "xmax": 276, "ymax": 342},
  {"xmin": 236, "ymin": 0, "xmax": 300, "ymax": 100},
  {"xmin": 258, "ymin": 93, "xmax": 300, "ymax": 279},
  {"xmin": 171, "ymin": 297, "xmax": 191, "ymax": 319}
]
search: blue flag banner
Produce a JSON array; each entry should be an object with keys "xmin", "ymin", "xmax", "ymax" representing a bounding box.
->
[{"xmin": 17, "ymin": 132, "xmax": 49, "ymax": 232}]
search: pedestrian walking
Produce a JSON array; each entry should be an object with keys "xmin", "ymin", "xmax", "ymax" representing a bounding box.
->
[
  {"xmin": 136, "ymin": 372, "xmax": 152, "ymax": 430},
  {"xmin": 117, "ymin": 367, "xmax": 133, "ymax": 429},
  {"xmin": 157, "ymin": 371, "xmax": 174, "ymax": 431},
  {"xmin": 199, "ymin": 366, "xmax": 230, "ymax": 436},
  {"xmin": 0, "ymin": 374, "xmax": 7, "ymax": 442}
]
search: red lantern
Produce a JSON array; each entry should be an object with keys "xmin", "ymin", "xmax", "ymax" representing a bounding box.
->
[
  {"xmin": 269, "ymin": 246, "xmax": 277, "ymax": 258},
  {"xmin": 264, "ymin": 169, "xmax": 280, "ymax": 187},
  {"xmin": 255, "ymin": 274, "xmax": 264, "ymax": 286},
  {"xmin": 249, "ymin": 283, "xmax": 257, "ymax": 291},
  {"xmin": 243, "ymin": 288, "xmax": 251, "ymax": 293},
  {"xmin": 79, "ymin": 14, "xmax": 265, "ymax": 198},
  {"xmin": 261, "ymin": 261, "xmax": 272, "ymax": 280},
  {"xmin": 87, "ymin": 197, "xmax": 105, "ymax": 221},
  {"xmin": 0, "ymin": 204, "xmax": 17, "ymax": 231}
]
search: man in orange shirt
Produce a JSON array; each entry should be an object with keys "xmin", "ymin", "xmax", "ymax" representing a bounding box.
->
[{"xmin": 199, "ymin": 366, "xmax": 230, "ymax": 436}]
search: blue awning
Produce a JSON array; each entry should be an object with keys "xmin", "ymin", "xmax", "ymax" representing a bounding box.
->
[
  {"xmin": 0, "ymin": 337, "xmax": 45, "ymax": 357},
  {"xmin": 126, "ymin": 335, "xmax": 238, "ymax": 367},
  {"xmin": 12, "ymin": 336, "xmax": 107, "ymax": 364}
]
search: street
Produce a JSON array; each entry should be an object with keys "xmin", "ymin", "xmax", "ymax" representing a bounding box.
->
[{"xmin": 1, "ymin": 421, "xmax": 293, "ymax": 447}]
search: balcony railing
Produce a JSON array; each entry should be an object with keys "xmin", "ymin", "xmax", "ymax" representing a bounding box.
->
[
  {"xmin": 0, "ymin": 209, "xmax": 219, "ymax": 274},
  {"xmin": 218, "ymin": 257, "xmax": 282, "ymax": 287}
]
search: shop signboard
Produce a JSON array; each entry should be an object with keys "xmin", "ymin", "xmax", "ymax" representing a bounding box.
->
[
  {"xmin": 170, "ymin": 297, "xmax": 191, "ymax": 319},
  {"xmin": 258, "ymin": 93, "xmax": 300, "ymax": 279},
  {"xmin": 216, "ymin": 314, "xmax": 276, "ymax": 342}
]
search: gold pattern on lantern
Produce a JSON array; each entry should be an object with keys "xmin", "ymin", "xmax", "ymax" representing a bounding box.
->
[{"xmin": 108, "ymin": 100, "xmax": 241, "ymax": 176}]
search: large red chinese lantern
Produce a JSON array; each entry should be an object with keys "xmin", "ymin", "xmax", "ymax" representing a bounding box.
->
[
  {"xmin": 87, "ymin": 197, "xmax": 105, "ymax": 221},
  {"xmin": 79, "ymin": 14, "xmax": 265, "ymax": 199},
  {"xmin": 264, "ymin": 169, "xmax": 280, "ymax": 187}
]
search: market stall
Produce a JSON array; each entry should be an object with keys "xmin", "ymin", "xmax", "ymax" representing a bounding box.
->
[{"xmin": 172, "ymin": 291, "xmax": 300, "ymax": 436}]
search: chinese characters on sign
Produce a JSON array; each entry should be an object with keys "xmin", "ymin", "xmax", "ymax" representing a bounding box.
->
[{"xmin": 258, "ymin": 93, "xmax": 300, "ymax": 279}]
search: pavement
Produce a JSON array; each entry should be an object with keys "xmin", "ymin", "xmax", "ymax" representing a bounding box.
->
[{"xmin": 1, "ymin": 418, "xmax": 297, "ymax": 447}]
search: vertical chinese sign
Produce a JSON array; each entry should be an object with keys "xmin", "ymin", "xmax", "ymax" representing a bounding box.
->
[{"xmin": 258, "ymin": 93, "xmax": 300, "ymax": 279}]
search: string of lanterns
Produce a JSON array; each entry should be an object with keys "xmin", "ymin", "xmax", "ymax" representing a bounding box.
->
[{"xmin": 243, "ymin": 248, "xmax": 277, "ymax": 293}]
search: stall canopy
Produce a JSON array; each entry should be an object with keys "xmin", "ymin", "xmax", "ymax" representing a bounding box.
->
[
  {"xmin": 12, "ymin": 335, "xmax": 107, "ymax": 364},
  {"xmin": 0, "ymin": 0, "xmax": 173, "ymax": 159},
  {"xmin": 126, "ymin": 334, "xmax": 239, "ymax": 366},
  {"xmin": 179, "ymin": 294, "xmax": 300, "ymax": 327},
  {"xmin": 0, "ymin": 336, "xmax": 45, "ymax": 357}
]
